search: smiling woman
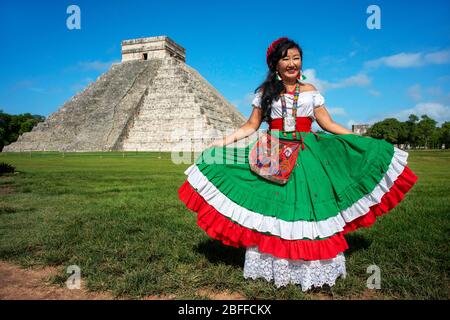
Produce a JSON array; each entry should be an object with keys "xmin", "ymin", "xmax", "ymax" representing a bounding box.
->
[{"xmin": 178, "ymin": 37, "xmax": 418, "ymax": 292}]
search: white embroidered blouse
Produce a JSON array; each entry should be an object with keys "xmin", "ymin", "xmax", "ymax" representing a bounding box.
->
[{"xmin": 251, "ymin": 90, "xmax": 326, "ymax": 120}]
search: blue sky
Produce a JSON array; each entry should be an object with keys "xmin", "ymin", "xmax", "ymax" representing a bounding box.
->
[{"xmin": 1, "ymin": 0, "xmax": 449, "ymax": 129}]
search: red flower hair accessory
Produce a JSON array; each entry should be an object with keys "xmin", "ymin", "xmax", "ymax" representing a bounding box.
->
[{"xmin": 266, "ymin": 37, "xmax": 288, "ymax": 67}]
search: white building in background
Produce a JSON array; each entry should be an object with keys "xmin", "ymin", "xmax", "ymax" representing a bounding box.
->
[{"xmin": 352, "ymin": 124, "xmax": 370, "ymax": 135}]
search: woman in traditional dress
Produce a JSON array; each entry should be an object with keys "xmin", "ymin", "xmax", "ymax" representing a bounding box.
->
[{"xmin": 178, "ymin": 37, "xmax": 418, "ymax": 291}]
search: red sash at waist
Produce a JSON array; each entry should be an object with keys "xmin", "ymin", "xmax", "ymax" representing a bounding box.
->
[{"xmin": 269, "ymin": 117, "xmax": 312, "ymax": 132}]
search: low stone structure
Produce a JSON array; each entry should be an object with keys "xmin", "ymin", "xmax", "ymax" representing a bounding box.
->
[
  {"xmin": 352, "ymin": 124, "xmax": 370, "ymax": 135},
  {"xmin": 3, "ymin": 36, "xmax": 246, "ymax": 152}
]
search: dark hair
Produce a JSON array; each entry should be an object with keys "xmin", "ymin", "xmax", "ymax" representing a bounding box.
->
[{"xmin": 255, "ymin": 38, "xmax": 303, "ymax": 122}]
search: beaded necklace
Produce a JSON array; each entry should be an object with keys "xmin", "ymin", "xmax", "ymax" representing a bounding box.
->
[{"xmin": 280, "ymin": 83, "xmax": 300, "ymax": 135}]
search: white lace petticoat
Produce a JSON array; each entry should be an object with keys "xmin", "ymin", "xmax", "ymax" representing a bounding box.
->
[{"xmin": 243, "ymin": 246, "xmax": 346, "ymax": 291}]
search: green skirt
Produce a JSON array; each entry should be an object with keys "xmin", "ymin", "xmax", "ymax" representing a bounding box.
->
[{"xmin": 178, "ymin": 131, "xmax": 418, "ymax": 261}]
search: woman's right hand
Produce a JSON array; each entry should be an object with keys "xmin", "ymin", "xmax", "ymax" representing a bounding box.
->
[{"xmin": 206, "ymin": 138, "xmax": 226, "ymax": 149}]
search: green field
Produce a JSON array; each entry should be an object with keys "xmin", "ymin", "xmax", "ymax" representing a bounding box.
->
[{"xmin": 0, "ymin": 150, "xmax": 448, "ymax": 299}]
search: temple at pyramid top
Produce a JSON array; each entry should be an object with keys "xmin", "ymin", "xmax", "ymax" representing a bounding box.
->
[{"xmin": 121, "ymin": 35, "xmax": 186, "ymax": 63}]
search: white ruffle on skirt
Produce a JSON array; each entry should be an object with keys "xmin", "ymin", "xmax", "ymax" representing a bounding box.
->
[{"xmin": 243, "ymin": 246, "xmax": 346, "ymax": 291}]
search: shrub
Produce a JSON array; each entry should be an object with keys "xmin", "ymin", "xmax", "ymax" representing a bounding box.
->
[{"xmin": 0, "ymin": 162, "xmax": 15, "ymax": 174}]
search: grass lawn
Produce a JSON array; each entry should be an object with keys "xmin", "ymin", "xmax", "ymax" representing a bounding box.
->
[{"xmin": 0, "ymin": 150, "xmax": 448, "ymax": 299}]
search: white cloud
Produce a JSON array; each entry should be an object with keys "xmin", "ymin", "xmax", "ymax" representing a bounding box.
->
[
  {"xmin": 364, "ymin": 49, "xmax": 450, "ymax": 69},
  {"xmin": 407, "ymin": 84, "xmax": 422, "ymax": 101},
  {"xmin": 230, "ymin": 100, "xmax": 240, "ymax": 108},
  {"xmin": 302, "ymin": 69, "xmax": 327, "ymax": 92},
  {"xmin": 11, "ymin": 80, "xmax": 45, "ymax": 93},
  {"xmin": 407, "ymin": 84, "xmax": 446, "ymax": 101},
  {"xmin": 232, "ymin": 92, "xmax": 255, "ymax": 109},
  {"xmin": 318, "ymin": 56, "xmax": 347, "ymax": 66},
  {"xmin": 71, "ymin": 77, "xmax": 94, "ymax": 93},
  {"xmin": 243, "ymin": 92, "xmax": 255, "ymax": 106},
  {"xmin": 13, "ymin": 80, "xmax": 34, "ymax": 89},
  {"xmin": 366, "ymin": 53, "xmax": 423, "ymax": 68},
  {"xmin": 392, "ymin": 102, "xmax": 450, "ymax": 124},
  {"xmin": 347, "ymin": 119, "xmax": 356, "ymax": 128},
  {"xmin": 346, "ymin": 119, "xmax": 366, "ymax": 130},
  {"xmin": 311, "ymin": 122, "xmax": 321, "ymax": 132},
  {"xmin": 368, "ymin": 102, "xmax": 450, "ymax": 125},
  {"xmin": 438, "ymin": 93, "xmax": 450, "ymax": 105},
  {"xmin": 29, "ymin": 87, "xmax": 45, "ymax": 93},
  {"xmin": 425, "ymin": 50, "xmax": 450, "ymax": 64},
  {"xmin": 328, "ymin": 107, "xmax": 347, "ymax": 116},
  {"xmin": 426, "ymin": 86, "xmax": 444, "ymax": 96},
  {"xmin": 303, "ymin": 69, "xmax": 371, "ymax": 93},
  {"xmin": 63, "ymin": 59, "xmax": 119, "ymax": 73},
  {"xmin": 77, "ymin": 60, "xmax": 119, "ymax": 72},
  {"xmin": 338, "ymin": 73, "xmax": 371, "ymax": 87},
  {"xmin": 368, "ymin": 89, "xmax": 381, "ymax": 96},
  {"xmin": 437, "ymin": 75, "xmax": 450, "ymax": 83}
]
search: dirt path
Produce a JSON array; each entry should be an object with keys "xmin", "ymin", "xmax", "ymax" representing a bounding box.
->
[
  {"xmin": 0, "ymin": 261, "xmax": 246, "ymax": 300},
  {"xmin": 0, "ymin": 260, "xmax": 382, "ymax": 300},
  {"xmin": 0, "ymin": 261, "xmax": 114, "ymax": 300}
]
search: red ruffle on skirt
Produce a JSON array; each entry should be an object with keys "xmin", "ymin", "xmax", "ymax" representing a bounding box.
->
[
  {"xmin": 343, "ymin": 165, "xmax": 418, "ymax": 233},
  {"xmin": 178, "ymin": 180, "xmax": 348, "ymax": 260}
]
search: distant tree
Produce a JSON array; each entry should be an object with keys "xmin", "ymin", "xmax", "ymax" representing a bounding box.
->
[
  {"xmin": 429, "ymin": 127, "xmax": 442, "ymax": 149},
  {"xmin": 439, "ymin": 121, "xmax": 450, "ymax": 149},
  {"xmin": 0, "ymin": 110, "xmax": 11, "ymax": 148},
  {"xmin": 405, "ymin": 114, "xmax": 419, "ymax": 148},
  {"xmin": 0, "ymin": 127, "xmax": 5, "ymax": 145},
  {"xmin": 398, "ymin": 121, "xmax": 409, "ymax": 145},
  {"xmin": 367, "ymin": 118, "xmax": 406, "ymax": 144},
  {"xmin": 416, "ymin": 115, "xmax": 437, "ymax": 149}
]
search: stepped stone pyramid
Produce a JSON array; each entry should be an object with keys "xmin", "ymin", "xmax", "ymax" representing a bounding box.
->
[{"xmin": 3, "ymin": 36, "xmax": 246, "ymax": 152}]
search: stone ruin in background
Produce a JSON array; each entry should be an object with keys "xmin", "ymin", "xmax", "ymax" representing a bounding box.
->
[{"xmin": 3, "ymin": 36, "xmax": 246, "ymax": 152}]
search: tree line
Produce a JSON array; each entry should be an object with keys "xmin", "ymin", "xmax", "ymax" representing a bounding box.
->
[
  {"xmin": 0, "ymin": 109, "xmax": 45, "ymax": 151},
  {"xmin": 365, "ymin": 114, "xmax": 449, "ymax": 149}
]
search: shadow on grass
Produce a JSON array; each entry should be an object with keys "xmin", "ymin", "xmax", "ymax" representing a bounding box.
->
[
  {"xmin": 194, "ymin": 239, "xmax": 246, "ymax": 267},
  {"xmin": 196, "ymin": 233, "xmax": 372, "ymax": 267},
  {"xmin": 344, "ymin": 233, "xmax": 372, "ymax": 256}
]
